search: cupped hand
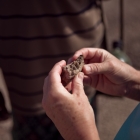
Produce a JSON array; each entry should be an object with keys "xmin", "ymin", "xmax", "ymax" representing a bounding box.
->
[
  {"xmin": 70, "ymin": 48, "xmax": 137, "ymax": 97},
  {"xmin": 42, "ymin": 60, "xmax": 99, "ymax": 140}
]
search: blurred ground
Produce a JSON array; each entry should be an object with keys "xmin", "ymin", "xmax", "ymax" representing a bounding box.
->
[{"xmin": 0, "ymin": 0, "xmax": 140, "ymax": 140}]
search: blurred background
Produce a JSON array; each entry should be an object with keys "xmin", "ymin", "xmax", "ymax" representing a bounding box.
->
[
  {"xmin": 97, "ymin": 0, "xmax": 140, "ymax": 140},
  {"xmin": 104, "ymin": 0, "xmax": 140, "ymax": 69},
  {"xmin": 0, "ymin": 0, "xmax": 140, "ymax": 140}
]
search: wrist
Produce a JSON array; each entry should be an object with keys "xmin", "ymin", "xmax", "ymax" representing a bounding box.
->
[
  {"xmin": 55, "ymin": 110, "xmax": 100, "ymax": 140},
  {"xmin": 125, "ymin": 69, "xmax": 140, "ymax": 101},
  {"xmin": 65, "ymin": 121, "xmax": 100, "ymax": 140}
]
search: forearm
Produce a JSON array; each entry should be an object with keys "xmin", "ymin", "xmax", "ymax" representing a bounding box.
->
[
  {"xmin": 51, "ymin": 110, "xmax": 100, "ymax": 140},
  {"xmin": 125, "ymin": 69, "xmax": 140, "ymax": 101},
  {"xmin": 50, "ymin": 104, "xmax": 100, "ymax": 140}
]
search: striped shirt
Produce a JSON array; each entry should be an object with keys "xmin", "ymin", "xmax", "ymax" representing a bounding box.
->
[{"xmin": 0, "ymin": 0, "xmax": 104, "ymax": 115}]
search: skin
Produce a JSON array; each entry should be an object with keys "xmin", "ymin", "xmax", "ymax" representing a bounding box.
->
[
  {"xmin": 42, "ymin": 60, "xmax": 99, "ymax": 140},
  {"xmin": 70, "ymin": 48, "xmax": 140, "ymax": 100},
  {"xmin": 42, "ymin": 48, "xmax": 140, "ymax": 140}
]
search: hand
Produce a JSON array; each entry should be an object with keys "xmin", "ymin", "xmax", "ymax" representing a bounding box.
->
[
  {"xmin": 42, "ymin": 60, "xmax": 100, "ymax": 140},
  {"xmin": 70, "ymin": 48, "xmax": 140, "ymax": 100}
]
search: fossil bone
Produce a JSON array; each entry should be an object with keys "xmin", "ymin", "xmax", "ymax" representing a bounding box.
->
[{"xmin": 61, "ymin": 55, "xmax": 84, "ymax": 86}]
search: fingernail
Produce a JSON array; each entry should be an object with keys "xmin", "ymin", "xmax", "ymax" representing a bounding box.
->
[{"xmin": 84, "ymin": 66, "xmax": 91, "ymax": 72}]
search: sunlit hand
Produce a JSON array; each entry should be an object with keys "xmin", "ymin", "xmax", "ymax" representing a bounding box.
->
[
  {"xmin": 42, "ymin": 60, "xmax": 100, "ymax": 140},
  {"xmin": 70, "ymin": 48, "xmax": 140, "ymax": 100}
]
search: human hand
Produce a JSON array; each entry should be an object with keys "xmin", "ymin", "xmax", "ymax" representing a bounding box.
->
[
  {"xmin": 70, "ymin": 48, "xmax": 140, "ymax": 99},
  {"xmin": 42, "ymin": 60, "xmax": 100, "ymax": 140}
]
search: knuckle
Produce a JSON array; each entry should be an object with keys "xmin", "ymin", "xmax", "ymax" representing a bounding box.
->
[
  {"xmin": 93, "ymin": 64, "xmax": 100, "ymax": 73},
  {"xmin": 89, "ymin": 64, "xmax": 100, "ymax": 74},
  {"xmin": 107, "ymin": 60, "xmax": 115, "ymax": 71}
]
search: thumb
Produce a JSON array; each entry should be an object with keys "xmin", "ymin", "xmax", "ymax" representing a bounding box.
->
[
  {"xmin": 83, "ymin": 62, "xmax": 108, "ymax": 75},
  {"xmin": 72, "ymin": 72, "xmax": 84, "ymax": 95}
]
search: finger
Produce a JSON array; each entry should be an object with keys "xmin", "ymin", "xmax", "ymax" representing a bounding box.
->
[
  {"xmin": 83, "ymin": 62, "xmax": 110, "ymax": 75},
  {"xmin": 49, "ymin": 60, "xmax": 66, "ymax": 84},
  {"xmin": 72, "ymin": 72, "xmax": 85, "ymax": 95},
  {"xmin": 68, "ymin": 48, "xmax": 107, "ymax": 64},
  {"xmin": 73, "ymin": 48, "xmax": 104, "ymax": 60},
  {"xmin": 46, "ymin": 60, "xmax": 71, "ymax": 97},
  {"xmin": 67, "ymin": 48, "xmax": 92, "ymax": 63},
  {"xmin": 43, "ymin": 60, "xmax": 66, "ymax": 92}
]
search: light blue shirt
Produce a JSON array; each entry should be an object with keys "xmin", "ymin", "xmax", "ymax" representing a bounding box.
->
[{"xmin": 114, "ymin": 103, "xmax": 140, "ymax": 140}]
